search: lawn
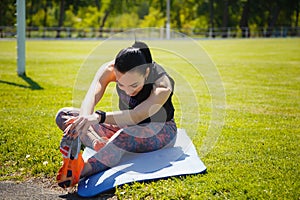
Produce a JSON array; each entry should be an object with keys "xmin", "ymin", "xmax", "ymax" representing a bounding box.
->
[{"xmin": 0, "ymin": 38, "xmax": 299, "ymax": 199}]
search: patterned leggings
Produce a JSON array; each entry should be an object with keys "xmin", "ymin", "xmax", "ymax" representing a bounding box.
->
[{"xmin": 55, "ymin": 107, "xmax": 177, "ymax": 176}]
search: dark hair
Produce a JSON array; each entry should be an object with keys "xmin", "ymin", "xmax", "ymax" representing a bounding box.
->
[
  {"xmin": 132, "ymin": 41, "xmax": 152, "ymax": 63},
  {"xmin": 114, "ymin": 41, "xmax": 152, "ymax": 74}
]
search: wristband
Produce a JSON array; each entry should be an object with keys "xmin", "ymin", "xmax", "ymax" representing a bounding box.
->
[{"xmin": 95, "ymin": 110, "xmax": 106, "ymax": 123}]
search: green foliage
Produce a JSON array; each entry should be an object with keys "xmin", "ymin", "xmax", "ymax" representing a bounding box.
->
[
  {"xmin": 2, "ymin": 0, "xmax": 299, "ymax": 30},
  {"xmin": 71, "ymin": 6, "xmax": 101, "ymax": 28},
  {"xmin": 140, "ymin": 7, "xmax": 165, "ymax": 28},
  {"xmin": 137, "ymin": 1, "xmax": 149, "ymax": 19},
  {"xmin": 107, "ymin": 13, "xmax": 140, "ymax": 28},
  {"xmin": 0, "ymin": 0, "xmax": 16, "ymax": 26},
  {"xmin": 0, "ymin": 39, "xmax": 299, "ymax": 199}
]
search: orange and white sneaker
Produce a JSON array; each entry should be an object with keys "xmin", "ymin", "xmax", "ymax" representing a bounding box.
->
[{"xmin": 56, "ymin": 152, "xmax": 84, "ymax": 188}]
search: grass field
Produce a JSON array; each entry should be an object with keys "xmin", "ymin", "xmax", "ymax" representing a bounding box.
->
[{"xmin": 0, "ymin": 38, "xmax": 299, "ymax": 199}]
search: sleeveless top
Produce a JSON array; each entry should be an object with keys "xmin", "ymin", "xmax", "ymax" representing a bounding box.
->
[{"xmin": 116, "ymin": 62, "xmax": 175, "ymax": 124}]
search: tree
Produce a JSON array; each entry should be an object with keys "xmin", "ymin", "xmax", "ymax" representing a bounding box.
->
[
  {"xmin": 221, "ymin": 0, "xmax": 229, "ymax": 37},
  {"xmin": 266, "ymin": 0, "xmax": 281, "ymax": 37},
  {"xmin": 209, "ymin": 0, "xmax": 215, "ymax": 37},
  {"xmin": 27, "ymin": 0, "xmax": 40, "ymax": 37},
  {"xmin": 56, "ymin": 0, "xmax": 65, "ymax": 38},
  {"xmin": 0, "ymin": 0, "xmax": 16, "ymax": 30},
  {"xmin": 239, "ymin": 0, "xmax": 250, "ymax": 37},
  {"xmin": 1, "ymin": 0, "xmax": 299, "ymax": 38},
  {"xmin": 140, "ymin": 7, "xmax": 165, "ymax": 28},
  {"xmin": 296, "ymin": 0, "xmax": 300, "ymax": 27}
]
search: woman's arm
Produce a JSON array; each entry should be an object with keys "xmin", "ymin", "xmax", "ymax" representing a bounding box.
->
[
  {"xmin": 69, "ymin": 74, "xmax": 172, "ymax": 136},
  {"xmin": 80, "ymin": 60, "xmax": 116, "ymax": 115},
  {"xmin": 64, "ymin": 61, "xmax": 116, "ymax": 138},
  {"xmin": 104, "ymin": 74, "xmax": 173, "ymax": 126}
]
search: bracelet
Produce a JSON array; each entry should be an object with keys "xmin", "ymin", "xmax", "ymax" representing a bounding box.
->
[{"xmin": 95, "ymin": 110, "xmax": 106, "ymax": 123}]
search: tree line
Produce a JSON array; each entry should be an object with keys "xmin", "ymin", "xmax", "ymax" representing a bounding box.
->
[{"xmin": 1, "ymin": 0, "xmax": 299, "ymax": 38}]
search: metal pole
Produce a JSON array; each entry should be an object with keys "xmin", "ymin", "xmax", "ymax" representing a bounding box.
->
[
  {"xmin": 16, "ymin": 0, "xmax": 26, "ymax": 76},
  {"xmin": 166, "ymin": 0, "xmax": 170, "ymax": 39}
]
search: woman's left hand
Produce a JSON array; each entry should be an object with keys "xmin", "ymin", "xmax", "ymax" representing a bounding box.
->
[{"xmin": 64, "ymin": 113, "xmax": 99, "ymax": 139}]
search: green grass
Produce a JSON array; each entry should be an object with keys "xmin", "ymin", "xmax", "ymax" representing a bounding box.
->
[{"xmin": 0, "ymin": 38, "xmax": 299, "ymax": 199}]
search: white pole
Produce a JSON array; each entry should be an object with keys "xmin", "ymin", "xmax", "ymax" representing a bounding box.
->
[
  {"xmin": 166, "ymin": 0, "xmax": 170, "ymax": 39},
  {"xmin": 16, "ymin": 0, "xmax": 26, "ymax": 76}
]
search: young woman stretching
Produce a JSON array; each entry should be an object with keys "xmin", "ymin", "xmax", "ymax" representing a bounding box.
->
[{"xmin": 55, "ymin": 41, "xmax": 177, "ymax": 188}]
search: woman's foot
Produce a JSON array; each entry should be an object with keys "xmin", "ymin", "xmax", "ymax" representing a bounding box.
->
[{"xmin": 56, "ymin": 152, "xmax": 84, "ymax": 188}]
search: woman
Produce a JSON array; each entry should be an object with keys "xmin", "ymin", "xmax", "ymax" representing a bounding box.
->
[{"xmin": 55, "ymin": 41, "xmax": 177, "ymax": 188}]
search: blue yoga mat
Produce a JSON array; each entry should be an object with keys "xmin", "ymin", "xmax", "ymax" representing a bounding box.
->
[{"xmin": 77, "ymin": 129, "xmax": 206, "ymax": 197}]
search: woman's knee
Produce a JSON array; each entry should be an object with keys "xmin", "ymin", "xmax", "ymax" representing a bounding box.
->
[{"xmin": 55, "ymin": 107, "xmax": 79, "ymax": 130}]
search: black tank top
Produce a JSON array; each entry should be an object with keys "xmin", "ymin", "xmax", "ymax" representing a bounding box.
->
[{"xmin": 116, "ymin": 62, "xmax": 175, "ymax": 124}]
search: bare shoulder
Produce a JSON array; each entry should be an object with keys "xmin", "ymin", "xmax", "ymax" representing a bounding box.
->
[
  {"xmin": 106, "ymin": 63, "xmax": 115, "ymax": 73},
  {"xmin": 154, "ymin": 74, "xmax": 173, "ymax": 91},
  {"xmin": 99, "ymin": 61, "xmax": 116, "ymax": 83}
]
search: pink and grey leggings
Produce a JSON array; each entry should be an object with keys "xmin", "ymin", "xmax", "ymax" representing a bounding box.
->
[{"xmin": 55, "ymin": 107, "xmax": 177, "ymax": 176}]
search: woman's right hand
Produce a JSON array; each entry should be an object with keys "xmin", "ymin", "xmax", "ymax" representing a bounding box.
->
[
  {"xmin": 63, "ymin": 113, "xmax": 100, "ymax": 139},
  {"xmin": 63, "ymin": 116, "xmax": 79, "ymax": 139}
]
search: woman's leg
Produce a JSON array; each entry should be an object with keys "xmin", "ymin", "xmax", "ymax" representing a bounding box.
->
[
  {"xmin": 91, "ymin": 123, "xmax": 120, "ymax": 139},
  {"xmin": 55, "ymin": 107, "xmax": 106, "ymax": 151},
  {"xmin": 81, "ymin": 120, "xmax": 177, "ymax": 177},
  {"xmin": 55, "ymin": 108, "xmax": 120, "ymax": 187}
]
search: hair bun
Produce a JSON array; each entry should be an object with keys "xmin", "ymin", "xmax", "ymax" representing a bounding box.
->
[{"xmin": 132, "ymin": 41, "xmax": 152, "ymax": 63}]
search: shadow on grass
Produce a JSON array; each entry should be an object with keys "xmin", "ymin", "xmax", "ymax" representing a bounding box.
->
[{"xmin": 0, "ymin": 74, "xmax": 43, "ymax": 90}]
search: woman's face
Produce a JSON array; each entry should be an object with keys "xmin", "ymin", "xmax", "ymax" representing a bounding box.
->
[{"xmin": 115, "ymin": 68, "xmax": 149, "ymax": 96}]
